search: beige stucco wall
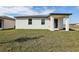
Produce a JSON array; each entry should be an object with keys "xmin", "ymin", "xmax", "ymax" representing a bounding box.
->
[
  {"xmin": 3, "ymin": 19, "xmax": 15, "ymax": 29},
  {"xmin": 15, "ymin": 18, "xmax": 49, "ymax": 29},
  {"xmin": 16, "ymin": 16, "xmax": 64, "ymax": 31}
]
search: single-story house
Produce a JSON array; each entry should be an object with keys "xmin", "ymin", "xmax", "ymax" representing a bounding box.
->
[
  {"xmin": 0, "ymin": 16, "xmax": 15, "ymax": 29},
  {"xmin": 70, "ymin": 23, "xmax": 79, "ymax": 25},
  {"xmin": 15, "ymin": 13, "xmax": 72, "ymax": 31},
  {"xmin": 75, "ymin": 23, "xmax": 79, "ymax": 25}
]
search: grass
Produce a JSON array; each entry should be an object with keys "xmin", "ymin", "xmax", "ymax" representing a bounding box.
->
[{"xmin": 0, "ymin": 29, "xmax": 79, "ymax": 52}]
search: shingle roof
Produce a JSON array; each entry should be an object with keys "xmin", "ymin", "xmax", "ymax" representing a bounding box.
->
[
  {"xmin": 0, "ymin": 16, "xmax": 15, "ymax": 20},
  {"xmin": 15, "ymin": 15, "xmax": 48, "ymax": 18},
  {"xmin": 15, "ymin": 13, "xmax": 72, "ymax": 18}
]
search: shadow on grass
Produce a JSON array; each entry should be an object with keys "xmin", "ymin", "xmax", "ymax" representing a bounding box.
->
[
  {"xmin": 0, "ymin": 35, "xmax": 44, "ymax": 44},
  {"xmin": 63, "ymin": 28, "xmax": 75, "ymax": 31},
  {"xmin": 69, "ymin": 28, "xmax": 75, "ymax": 31}
]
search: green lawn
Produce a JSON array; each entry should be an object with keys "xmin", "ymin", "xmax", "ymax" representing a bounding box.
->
[{"xmin": 0, "ymin": 29, "xmax": 79, "ymax": 52}]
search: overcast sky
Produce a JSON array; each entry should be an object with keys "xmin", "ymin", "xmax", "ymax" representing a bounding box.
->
[{"xmin": 0, "ymin": 6, "xmax": 79, "ymax": 23}]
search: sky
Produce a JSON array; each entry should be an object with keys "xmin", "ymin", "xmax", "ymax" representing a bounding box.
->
[{"xmin": 0, "ymin": 6, "xmax": 79, "ymax": 23}]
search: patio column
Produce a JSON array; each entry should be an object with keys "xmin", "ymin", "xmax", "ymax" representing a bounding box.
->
[
  {"xmin": 50, "ymin": 16, "xmax": 54, "ymax": 31},
  {"xmin": 64, "ymin": 17, "xmax": 69, "ymax": 31}
]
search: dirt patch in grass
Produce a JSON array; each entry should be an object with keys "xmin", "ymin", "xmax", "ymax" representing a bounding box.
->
[{"xmin": 0, "ymin": 35, "xmax": 44, "ymax": 44}]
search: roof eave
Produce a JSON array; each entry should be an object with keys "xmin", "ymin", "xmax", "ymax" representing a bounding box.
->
[{"xmin": 50, "ymin": 13, "xmax": 72, "ymax": 15}]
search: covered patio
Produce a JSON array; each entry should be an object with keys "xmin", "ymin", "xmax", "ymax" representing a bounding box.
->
[{"xmin": 49, "ymin": 13, "xmax": 72, "ymax": 31}]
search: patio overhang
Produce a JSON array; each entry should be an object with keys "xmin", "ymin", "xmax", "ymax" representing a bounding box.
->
[
  {"xmin": 50, "ymin": 13, "xmax": 72, "ymax": 15},
  {"xmin": 49, "ymin": 13, "xmax": 72, "ymax": 18}
]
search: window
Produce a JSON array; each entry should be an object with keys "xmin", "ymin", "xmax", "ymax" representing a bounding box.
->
[
  {"xmin": 41, "ymin": 19, "xmax": 45, "ymax": 25},
  {"xmin": 28, "ymin": 18, "xmax": 32, "ymax": 25}
]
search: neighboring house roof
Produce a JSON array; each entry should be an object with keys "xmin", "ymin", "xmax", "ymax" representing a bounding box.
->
[
  {"xmin": 0, "ymin": 16, "xmax": 15, "ymax": 20},
  {"xmin": 15, "ymin": 13, "xmax": 72, "ymax": 18}
]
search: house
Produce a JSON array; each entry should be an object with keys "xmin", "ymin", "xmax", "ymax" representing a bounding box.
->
[
  {"xmin": 15, "ymin": 13, "xmax": 72, "ymax": 31},
  {"xmin": 70, "ymin": 23, "xmax": 79, "ymax": 25},
  {"xmin": 75, "ymin": 23, "xmax": 79, "ymax": 25},
  {"xmin": 0, "ymin": 16, "xmax": 15, "ymax": 29}
]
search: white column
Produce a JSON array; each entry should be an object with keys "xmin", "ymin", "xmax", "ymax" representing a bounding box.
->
[
  {"xmin": 50, "ymin": 16, "xmax": 54, "ymax": 31},
  {"xmin": 65, "ymin": 17, "xmax": 69, "ymax": 31}
]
